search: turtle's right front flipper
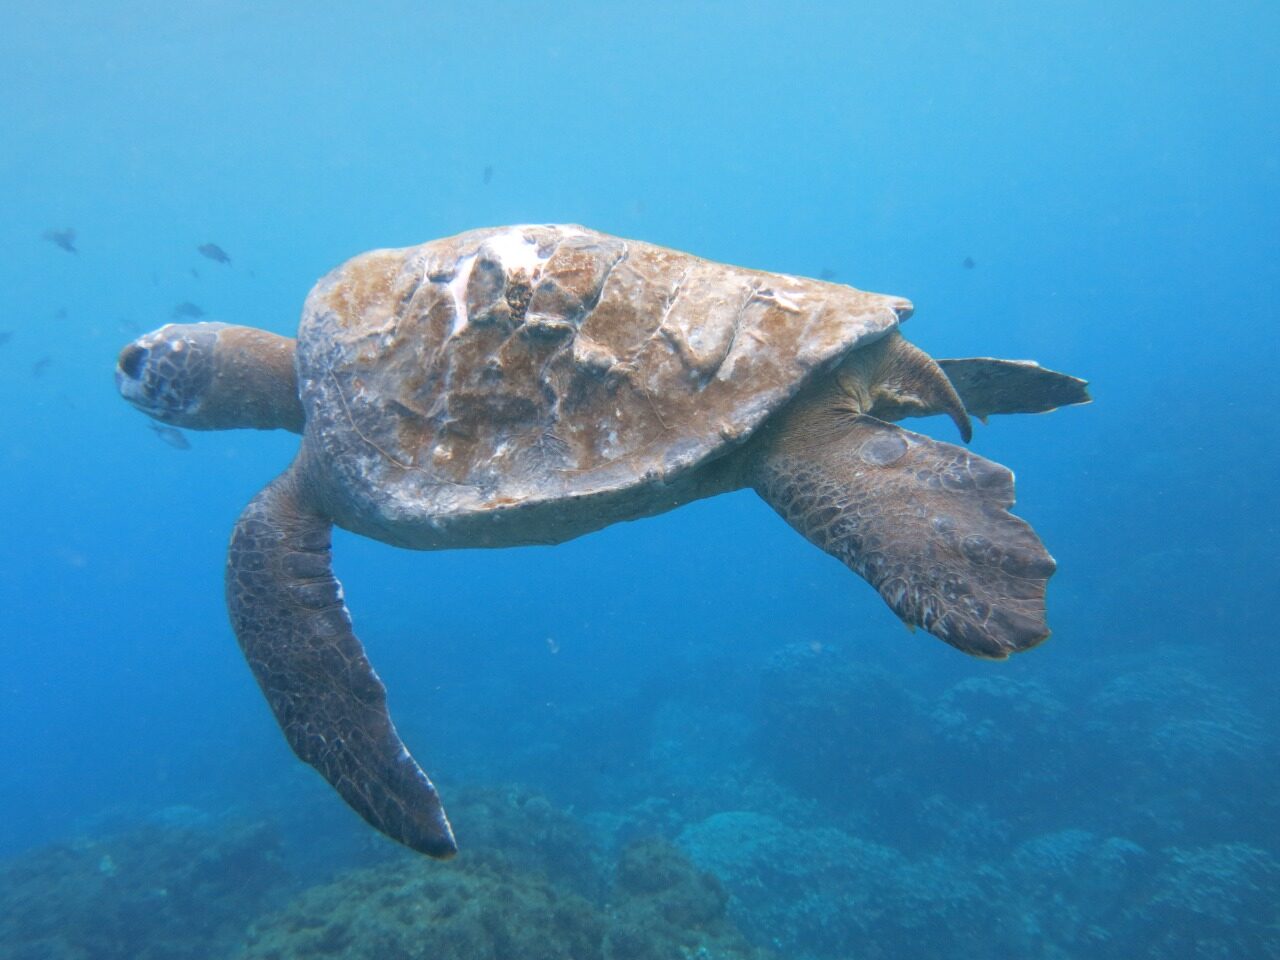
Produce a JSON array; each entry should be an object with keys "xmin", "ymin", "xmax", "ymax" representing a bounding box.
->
[
  {"xmin": 226, "ymin": 465, "xmax": 457, "ymax": 858},
  {"xmin": 750, "ymin": 412, "xmax": 1056, "ymax": 659}
]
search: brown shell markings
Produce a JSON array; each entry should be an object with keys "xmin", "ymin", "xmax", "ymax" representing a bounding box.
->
[{"xmin": 296, "ymin": 225, "xmax": 907, "ymax": 539}]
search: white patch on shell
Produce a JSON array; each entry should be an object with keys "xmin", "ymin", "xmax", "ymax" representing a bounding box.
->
[
  {"xmin": 485, "ymin": 228, "xmax": 550, "ymax": 276},
  {"xmin": 601, "ymin": 428, "xmax": 620, "ymax": 458},
  {"xmin": 445, "ymin": 253, "xmax": 477, "ymax": 337},
  {"xmin": 767, "ymin": 287, "xmax": 802, "ymax": 312}
]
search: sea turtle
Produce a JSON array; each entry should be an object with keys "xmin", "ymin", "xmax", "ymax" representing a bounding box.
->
[{"xmin": 115, "ymin": 224, "xmax": 1088, "ymax": 858}]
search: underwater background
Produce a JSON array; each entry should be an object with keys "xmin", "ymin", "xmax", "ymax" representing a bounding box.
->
[{"xmin": 2, "ymin": 1, "xmax": 1277, "ymax": 957}]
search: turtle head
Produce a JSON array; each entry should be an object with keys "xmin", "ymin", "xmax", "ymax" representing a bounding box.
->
[
  {"xmin": 116, "ymin": 322, "xmax": 304, "ymax": 433},
  {"xmin": 116, "ymin": 323, "xmax": 224, "ymax": 424}
]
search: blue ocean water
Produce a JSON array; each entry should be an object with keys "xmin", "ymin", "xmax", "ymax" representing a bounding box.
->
[{"xmin": 2, "ymin": 1, "xmax": 1277, "ymax": 957}]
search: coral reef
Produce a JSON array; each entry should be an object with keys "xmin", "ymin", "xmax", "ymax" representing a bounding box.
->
[
  {"xmin": 0, "ymin": 814, "xmax": 286, "ymax": 960},
  {"xmin": 4, "ymin": 643, "xmax": 1278, "ymax": 960},
  {"xmin": 236, "ymin": 840, "xmax": 772, "ymax": 960},
  {"xmin": 752, "ymin": 644, "xmax": 1080, "ymax": 852},
  {"xmin": 1008, "ymin": 829, "xmax": 1151, "ymax": 954},
  {"xmin": 929, "ymin": 676, "xmax": 1068, "ymax": 781},
  {"xmin": 1127, "ymin": 842, "xmax": 1280, "ymax": 959},
  {"xmin": 752, "ymin": 642, "xmax": 1277, "ymax": 851},
  {"xmin": 606, "ymin": 839, "xmax": 769, "ymax": 960},
  {"xmin": 682, "ymin": 813, "xmax": 1280, "ymax": 960},
  {"xmin": 753, "ymin": 642, "xmax": 921, "ymax": 815},
  {"xmin": 678, "ymin": 810, "xmax": 1008, "ymax": 959},
  {"xmin": 236, "ymin": 853, "xmax": 603, "ymax": 960},
  {"xmin": 1015, "ymin": 836, "xmax": 1280, "ymax": 959},
  {"xmin": 1083, "ymin": 664, "xmax": 1271, "ymax": 844},
  {"xmin": 447, "ymin": 783, "xmax": 606, "ymax": 898}
]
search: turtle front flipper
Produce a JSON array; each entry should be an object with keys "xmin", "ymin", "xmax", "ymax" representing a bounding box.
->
[
  {"xmin": 750, "ymin": 412, "xmax": 1056, "ymax": 658},
  {"xmin": 226, "ymin": 465, "xmax": 457, "ymax": 858}
]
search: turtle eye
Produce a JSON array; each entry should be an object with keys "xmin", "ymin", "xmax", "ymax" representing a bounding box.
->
[{"xmin": 119, "ymin": 344, "xmax": 148, "ymax": 379}]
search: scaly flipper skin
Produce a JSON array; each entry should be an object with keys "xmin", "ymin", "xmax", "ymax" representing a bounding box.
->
[
  {"xmin": 938, "ymin": 358, "xmax": 1091, "ymax": 420},
  {"xmin": 750, "ymin": 411, "xmax": 1056, "ymax": 658},
  {"xmin": 226, "ymin": 465, "xmax": 457, "ymax": 857}
]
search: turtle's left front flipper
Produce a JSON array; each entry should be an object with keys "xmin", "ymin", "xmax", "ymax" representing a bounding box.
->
[
  {"xmin": 226, "ymin": 464, "xmax": 457, "ymax": 858},
  {"xmin": 750, "ymin": 413, "xmax": 1056, "ymax": 658}
]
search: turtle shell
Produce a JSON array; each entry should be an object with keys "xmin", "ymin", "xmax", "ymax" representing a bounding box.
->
[{"xmin": 296, "ymin": 225, "xmax": 908, "ymax": 546}]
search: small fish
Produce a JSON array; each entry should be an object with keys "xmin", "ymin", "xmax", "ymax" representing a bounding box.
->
[
  {"xmin": 0, "ymin": 331, "xmax": 12, "ymax": 347},
  {"xmin": 482, "ymin": 165, "xmax": 494, "ymax": 185},
  {"xmin": 149, "ymin": 421, "xmax": 191, "ymax": 450},
  {"xmin": 54, "ymin": 307, "xmax": 68, "ymax": 319},
  {"xmin": 197, "ymin": 243, "xmax": 231, "ymax": 264},
  {"xmin": 171, "ymin": 301, "xmax": 205, "ymax": 320},
  {"xmin": 190, "ymin": 267, "xmax": 201, "ymax": 279},
  {"xmin": 31, "ymin": 356, "xmax": 53, "ymax": 377},
  {"xmin": 43, "ymin": 228, "xmax": 77, "ymax": 253},
  {"xmin": 818, "ymin": 267, "xmax": 838, "ymax": 281},
  {"xmin": 962, "ymin": 256, "xmax": 976, "ymax": 269}
]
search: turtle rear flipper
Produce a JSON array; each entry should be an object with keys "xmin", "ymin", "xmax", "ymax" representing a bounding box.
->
[
  {"xmin": 938, "ymin": 358, "xmax": 1090, "ymax": 420},
  {"xmin": 226, "ymin": 465, "xmax": 457, "ymax": 858},
  {"xmin": 750, "ymin": 413, "xmax": 1055, "ymax": 658}
]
